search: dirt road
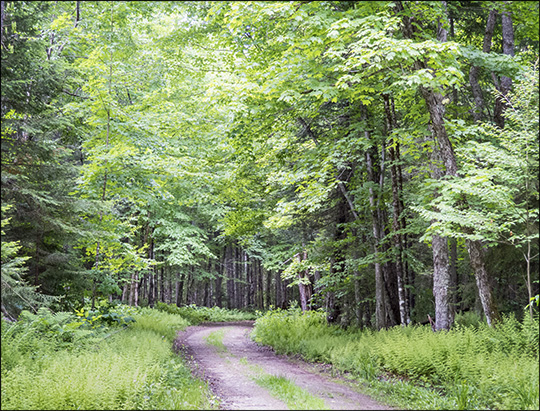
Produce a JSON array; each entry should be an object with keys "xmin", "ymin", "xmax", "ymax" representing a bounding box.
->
[{"xmin": 174, "ymin": 321, "xmax": 392, "ymax": 410}]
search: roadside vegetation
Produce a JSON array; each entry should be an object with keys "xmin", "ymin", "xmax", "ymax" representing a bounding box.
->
[
  {"xmin": 155, "ymin": 302, "xmax": 257, "ymax": 324},
  {"xmin": 1, "ymin": 302, "xmax": 254, "ymax": 410},
  {"xmin": 252, "ymin": 307, "xmax": 539, "ymax": 410}
]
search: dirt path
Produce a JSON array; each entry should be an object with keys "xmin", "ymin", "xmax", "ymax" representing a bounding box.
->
[{"xmin": 174, "ymin": 321, "xmax": 392, "ymax": 410}]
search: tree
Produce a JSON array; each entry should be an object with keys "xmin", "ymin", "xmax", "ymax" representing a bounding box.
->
[
  {"xmin": 417, "ymin": 62, "xmax": 539, "ymax": 318},
  {"xmin": 1, "ymin": 205, "xmax": 56, "ymax": 320}
]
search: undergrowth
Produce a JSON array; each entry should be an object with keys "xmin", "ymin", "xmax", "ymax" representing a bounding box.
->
[
  {"xmin": 1, "ymin": 303, "xmax": 217, "ymax": 410},
  {"xmin": 252, "ymin": 308, "xmax": 539, "ymax": 410},
  {"xmin": 155, "ymin": 302, "xmax": 257, "ymax": 324}
]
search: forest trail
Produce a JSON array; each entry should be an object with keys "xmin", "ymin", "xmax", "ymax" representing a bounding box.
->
[{"xmin": 174, "ymin": 321, "xmax": 392, "ymax": 410}]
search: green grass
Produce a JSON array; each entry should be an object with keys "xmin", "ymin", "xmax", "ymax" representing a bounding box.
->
[
  {"xmin": 252, "ymin": 308, "xmax": 539, "ymax": 410},
  {"xmin": 1, "ymin": 307, "xmax": 218, "ymax": 410},
  {"xmin": 253, "ymin": 374, "xmax": 328, "ymax": 410},
  {"xmin": 236, "ymin": 355, "xmax": 327, "ymax": 410},
  {"xmin": 204, "ymin": 329, "xmax": 227, "ymax": 353}
]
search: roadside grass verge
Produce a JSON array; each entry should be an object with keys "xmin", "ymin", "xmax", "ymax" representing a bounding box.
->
[
  {"xmin": 252, "ymin": 308, "xmax": 539, "ymax": 410},
  {"xmin": 1, "ymin": 306, "xmax": 217, "ymax": 410}
]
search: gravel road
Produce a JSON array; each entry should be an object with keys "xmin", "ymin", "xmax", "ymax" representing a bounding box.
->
[{"xmin": 174, "ymin": 321, "xmax": 392, "ymax": 410}]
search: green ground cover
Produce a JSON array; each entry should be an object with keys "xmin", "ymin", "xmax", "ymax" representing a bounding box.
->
[
  {"xmin": 155, "ymin": 302, "xmax": 257, "ymax": 324},
  {"xmin": 1, "ymin": 303, "xmax": 218, "ymax": 410},
  {"xmin": 252, "ymin": 308, "xmax": 539, "ymax": 410}
]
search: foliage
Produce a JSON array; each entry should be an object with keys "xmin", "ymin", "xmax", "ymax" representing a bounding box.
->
[
  {"xmin": 155, "ymin": 302, "xmax": 256, "ymax": 325},
  {"xmin": 253, "ymin": 308, "xmax": 539, "ymax": 410},
  {"xmin": 416, "ymin": 64, "xmax": 539, "ymax": 246},
  {"xmin": 1, "ymin": 307, "xmax": 216, "ymax": 410},
  {"xmin": 0, "ymin": 0, "xmax": 538, "ymax": 353},
  {"xmin": 73, "ymin": 299, "xmax": 136, "ymax": 329},
  {"xmin": 1, "ymin": 205, "xmax": 57, "ymax": 319}
]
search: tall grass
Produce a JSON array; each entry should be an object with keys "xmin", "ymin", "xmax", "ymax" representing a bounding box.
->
[
  {"xmin": 252, "ymin": 308, "xmax": 539, "ymax": 410},
  {"xmin": 1, "ymin": 307, "xmax": 217, "ymax": 410}
]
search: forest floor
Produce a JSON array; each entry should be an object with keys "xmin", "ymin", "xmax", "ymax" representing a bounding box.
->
[{"xmin": 174, "ymin": 321, "xmax": 392, "ymax": 410}]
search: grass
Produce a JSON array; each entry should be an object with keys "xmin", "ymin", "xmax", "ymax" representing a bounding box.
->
[
  {"xmin": 237, "ymin": 355, "xmax": 327, "ymax": 410},
  {"xmin": 252, "ymin": 308, "xmax": 539, "ymax": 410},
  {"xmin": 204, "ymin": 329, "xmax": 227, "ymax": 353},
  {"xmin": 253, "ymin": 374, "xmax": 328, "ymax": 410},
  {"xmin": 1, "ymin": 306, "xmax": 218, "ymax": 410}
]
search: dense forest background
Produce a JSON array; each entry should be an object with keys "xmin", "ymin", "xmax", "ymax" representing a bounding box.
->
[{"xmin": 1, "ymin": 0, "xmax": 538, "ymax": 330}]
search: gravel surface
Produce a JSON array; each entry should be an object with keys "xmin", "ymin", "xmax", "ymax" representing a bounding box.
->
[{"xmin": 174, "ymin": 321, "xmax": 392, "ymax": 410}]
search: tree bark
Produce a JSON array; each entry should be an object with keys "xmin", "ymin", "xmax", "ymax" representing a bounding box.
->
[
  {"xmin": 469, "ymin": 7, "xmax": 497, "ymax": 122},
  {"xmin": 466, "ymin": 239, "xmax": 499, "ymax": 325},
  {"xmin": 225, "ymin": 244, "xmax": 234, "ymax": 309},
  {"xmin": 129, "ymin": 272, "xmax": 138, "ymax": 306},
  {"xmin": 159, "ymin": 265, "xmax": 165, "ymax": 303},
  {"xmin": 366, "ymin": 148, "xmax": 387, "ymax": 329},
  {"xmin": 75, "ymin": 1, "xmax": 80, "ymax": 25},
  {"xmin": 494, "ymin": 4, "xmax": 515, "ymax": 128},
  {"xmin": 176, "ymin": 272, "xmax": 184, "ymax": 306},
  {"xmin": 147, "ymin": 236, "xmax": 155, "ymax": 307},
  {"xmin": 1, "ymin": 1, "xmax": 5, "ymax": 47},
  {"xmin": 449, "ymin": 238, "xmax": 458, "ymax": 324},
  {"xmin": 383, "ymin": 94, "xmax": 409, "ymax": 326}
]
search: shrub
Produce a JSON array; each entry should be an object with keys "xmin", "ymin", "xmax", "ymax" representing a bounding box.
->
[{"xmin": 252, "ymin": 308, "xmax": 539, "ymax": 410}]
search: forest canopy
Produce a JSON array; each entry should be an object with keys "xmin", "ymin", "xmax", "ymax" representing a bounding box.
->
[{"xmin": 1, "ymin": 0, "xmax": 538, "ymax": 330}]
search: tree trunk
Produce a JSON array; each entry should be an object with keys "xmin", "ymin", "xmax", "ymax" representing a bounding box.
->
[
  {"xmin": 1, "ymin": 1, "xmax": 5, "ymax": 42},
  {"xmin": 432, "ymin": 235, "xmax": 451, "ymax": 329},
  {"xmin": 215, "ymin": 253, "xmax": 223, "ymax": 307},
  {"xmin": 233, "ymin": 245, "xmax": 239, "ymax": 308},
  {"xmin": 296, "ymin": 250, "xmax": 312, "ymax": 312},
  {"xmin": 121, "ymin": 282, "xmax": 128, "ymax": 303},
  {"xmin": 226, "ymin": 244, "xmax": 234, "ymax": 309},
  {"xmin": 383, "ymin": 94, "xmax": 409, "ymax": 326},
  {"xmin": 366, "ymin": 148, "xmax": 389, "ymax": 329},
  {"xmin": 494, "ymin": 5, "xmax": 515, "ymax": 128},
  {"xmin": 168, "ymin": 272, "xmax": 173, "ymax": 304},
  {"xmin": 159, "ymin": 265, "xmax": 165, "ymax": 303},
  {"xmin": 176, "ymin": 272, "xmax": 183, "ymax": 306},
  {"xmin": 75, "ymin": 1, "xmax": 80, "ymax": 25},
  {"xmin": 419, "ymin": 25, "xmax": 499, "ymax": 327},
  {"xmin": 469, "ymin": 7, "xmax": 497, "ymax": 122},
  {"xmin": 449, "ymin": 238, "xmax": 458, "ymax": 323},
  {"xmin": 129, "ymin": 272, "xmax": 138, "ymax": 307},
  {"xmin": 147, "ymin": 237, "xmax": 155, "ymax": 307},
  {"xmin": 466, "ymin": 239, "xmax": 500, "ymax": 325}
]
